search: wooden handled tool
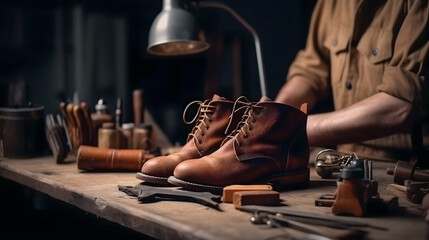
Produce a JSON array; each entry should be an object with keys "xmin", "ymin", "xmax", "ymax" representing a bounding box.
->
[
  {"xmin": 65, "ymin": 103, "xmax": 79, "ymax": 151},
  {"xmin": 59, "ymin": 102, "xmax": 73, "ymax": 147},
  {"xmin": 73, "ymin": 104, "xmax": 92, "ymax": 146},
  {"xmin": 80, "ymin": 102, "xmax": 94, "ymax": 146},
  {"xmin": 133, "ymin": 89, "xmax": 144, "ymax": 127},
  {"xmin": 115, "ymin": 98, "xmax": 122, "ymax": 130}
]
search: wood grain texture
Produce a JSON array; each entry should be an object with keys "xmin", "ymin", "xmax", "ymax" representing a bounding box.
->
[{"xmin": 0, "ymin": 153, "xmax": 426, "ymax": 240}]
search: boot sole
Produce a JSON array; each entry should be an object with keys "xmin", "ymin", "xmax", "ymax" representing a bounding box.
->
[
  {"xmin": 167, "ymin": 176, "xmax": 224, "ymax": 193},
  {"xmin": 168, "ymin": 168, "xmax": 310, "ymax": 193},
  {"xmin": 136, "ymin": 172, "xmax": 172, "ymax": 186}
]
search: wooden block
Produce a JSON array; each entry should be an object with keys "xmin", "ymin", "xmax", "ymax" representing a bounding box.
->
[
  {"xmin": 233, "ymin": 190, "xmax": 280, "ymax": 209},
  {"xmin": 222, "ymin": 184, "xmax": 273, "ymax": 203},
  {"xmin": 386, "ymin": 184, "xmax": 407, "ymax": 200}
]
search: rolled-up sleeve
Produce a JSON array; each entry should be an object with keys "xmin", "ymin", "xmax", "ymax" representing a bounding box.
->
[
  {"xmin": 377, "ymin": 0, "xmax": 429, "ymax": 104},
  {"xmin": 286, "ymin": 0, "xmax": 332, "ymax": 100}
]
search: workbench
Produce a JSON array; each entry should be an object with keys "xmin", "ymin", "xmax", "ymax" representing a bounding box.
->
[{"xmin": 0, "ymin": 150, "xmax": 427, "ymax": 240}]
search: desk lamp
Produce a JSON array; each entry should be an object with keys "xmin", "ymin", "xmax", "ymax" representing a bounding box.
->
[{"xmin": 147, "ymin": 0, "xmax": 267, "ymax": 97}]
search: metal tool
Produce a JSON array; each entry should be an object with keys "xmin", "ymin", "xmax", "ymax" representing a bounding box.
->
[
  {"xmin": 387, "ymin": 160, "xmax": 429, "ymax": 185},
  {"xmin": 118, "ymin": 184, "xmax": 222, "ymax": 210},
  {"xmin": 314, "ymin": 193, "xmax": 336, "ymax": 207},
  {"xmin": 239, "ymin": 205, "xmax": 388, "ymax": 231},
  {"xmin": 45, "ymin": 113, "xmax": 71, "ymax": 163},
  {"xmin": 314, "ymin": 149, "xmax": 370, "ymax": 179},
  {"xmin": 251, "ymin": 211, "xmax": 336, "ymax": 240}
]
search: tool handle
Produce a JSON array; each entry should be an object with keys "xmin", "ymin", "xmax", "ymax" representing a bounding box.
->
[
  {"xmin": 133, "ymin": 89, "xmax": 144, "ymax": 127},
  {"xmin": 115, "ymin": 98, "xmax": 122, "ymax": 130},
  {"xmin": 60, "ymin": 103, "xmax": 73, "ymax": 148},
  {"xmin": 66, "ymin": 103, "xmax": 78, "ymax": 150},
  {"xmin": 81, "ymin": 102, "xmax": 94, "ymax": 146},
  {"xmin": 73, "ymin": 104, "xmax": 86, "ymax": 146}
]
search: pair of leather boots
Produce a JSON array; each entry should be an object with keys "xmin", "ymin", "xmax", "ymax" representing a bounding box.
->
[{"xmin": 136, "ymin": 94, "xmax": 310, "ymax": 193}]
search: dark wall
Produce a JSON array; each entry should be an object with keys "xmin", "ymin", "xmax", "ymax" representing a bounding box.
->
[{"xmin": 0, "ymin": 0, "xmax": 316, "ymax": 145}]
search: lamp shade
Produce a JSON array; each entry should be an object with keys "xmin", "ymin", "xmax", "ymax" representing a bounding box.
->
[{"xmin": 147, "ymin": 0, "xmax": 210, "ymax": 56}]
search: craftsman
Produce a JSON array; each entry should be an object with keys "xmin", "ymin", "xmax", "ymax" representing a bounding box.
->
[{"xmin": 275, "ymin": 0, "xmax": 429, "ymax": 161}]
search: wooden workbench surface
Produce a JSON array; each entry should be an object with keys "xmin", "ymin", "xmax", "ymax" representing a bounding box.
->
[{"xmin": 0, "ymin": 152, "xmax": 426, "ymax": 240}]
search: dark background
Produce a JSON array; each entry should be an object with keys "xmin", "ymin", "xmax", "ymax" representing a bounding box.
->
[
  {"xmin": 0, "ymin": 0, "xmax": 316, "ymax": 146},
  {"xmin": 0, "ymin": 0, "xmax": 317, "ymax": 238}
]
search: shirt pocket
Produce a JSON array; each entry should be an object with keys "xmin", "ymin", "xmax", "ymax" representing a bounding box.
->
[
  {"xmin": 323, "ymin": 24, "xmax": 351, "ymax": 55},
  {"xmin": 323, "ymin": 24, "xmax": 351, "ymax": 84},
  {"xmin": 356, "ymin": 28, "xmax": 393, "ymax": 64}
]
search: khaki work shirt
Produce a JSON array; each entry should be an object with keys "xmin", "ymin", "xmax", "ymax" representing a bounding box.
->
[{"xmin": 287, "ymin": 0, "xmax": 429, "ymax": 161}]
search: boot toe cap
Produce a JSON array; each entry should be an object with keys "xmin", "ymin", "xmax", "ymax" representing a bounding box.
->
[
  {"xmin": 173, "ymin": 159, "xmax": 209, "ymax": 183},
  {"xmin": 141, "ymin": 157, "xmax": 175, "ymax": 177}
]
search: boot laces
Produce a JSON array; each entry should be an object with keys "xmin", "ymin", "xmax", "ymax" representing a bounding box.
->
[
  {"xmin": 222, "ymin": 96, "xmax": 264, "ymax": 147},
  {"xmin": 183, "ymin": 99, "xmax": 216, "ymax": 144}
]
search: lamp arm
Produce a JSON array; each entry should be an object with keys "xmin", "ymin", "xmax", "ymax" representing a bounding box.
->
[{"xmin": 197, "ymin": 1, "xmax": 267, "ymax": 97}]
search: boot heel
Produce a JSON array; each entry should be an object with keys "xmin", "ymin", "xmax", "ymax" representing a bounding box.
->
[{"xmin": 262, "ymin": 168, "xmax": 310, "ymax": 189}]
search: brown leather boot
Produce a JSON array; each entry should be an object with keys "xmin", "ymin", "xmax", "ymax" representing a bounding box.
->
[
  {"xmin": 168, "ymin": 96, "xmax": 310, "ymax": 192},
  {"xmin": 136, "ymin": 94, "xmax": 245, "ymax": 185}
]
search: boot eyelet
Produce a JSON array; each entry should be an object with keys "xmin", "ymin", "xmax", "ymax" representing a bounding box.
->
[
  {"xmin": 239, "ymin": 142, "xmax": 243, "ymax": 148},
  {"xmin": 199, "ymin": 140, "xmax": 203, "ymax": 144},
  {"xmin": 206, "ymin": 127, "xmax": 210, "ymax": 130},
  {"xmin": 209, "ymin": 120, "xmax": 213, "ymax": 124},
  {"xmin": 201, "ymin": 133, "xmax": 205, "ymax": 137},
  {"xmin": 249, "ymin": 127, "xmax": 253, "ymax": 131},
  {"xmin": 243, "ymin": 135, "xmax": 248, "ymax": 139}
]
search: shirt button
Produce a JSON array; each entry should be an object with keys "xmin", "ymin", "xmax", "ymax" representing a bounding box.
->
[
  {"xmin": 372, "ymin": 48, "xmax": 379, "ymax": 56},
  {"xmin": 332, "ymin": 39, "xmax": 338, "ymax": 46},
  {"xmin": 345, "ymin": 81, "xmax": 352, "ymax": 90}
]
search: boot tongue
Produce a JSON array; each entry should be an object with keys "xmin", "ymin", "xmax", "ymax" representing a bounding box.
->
[
  {"xmin": 212, "ymin": 94, "xmax": 225, "ymax": 101},
  {"xmin": 258, "ymin": 96, "xmax": 272, "ymax": 102}
]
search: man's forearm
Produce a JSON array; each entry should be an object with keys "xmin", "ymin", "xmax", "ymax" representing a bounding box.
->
[
  {"xmin": 307, "ymin": 92, "xmax": 415, "ymax": 146},
  {"xmin": 275, "ymin": 75, "xmax": 318, "ymax": 110}
]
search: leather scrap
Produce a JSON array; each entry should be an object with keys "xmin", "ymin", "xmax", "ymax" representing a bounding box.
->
[{"xmin": 118, "ymin": 184, "xmax": 222, "ymax": 210}]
